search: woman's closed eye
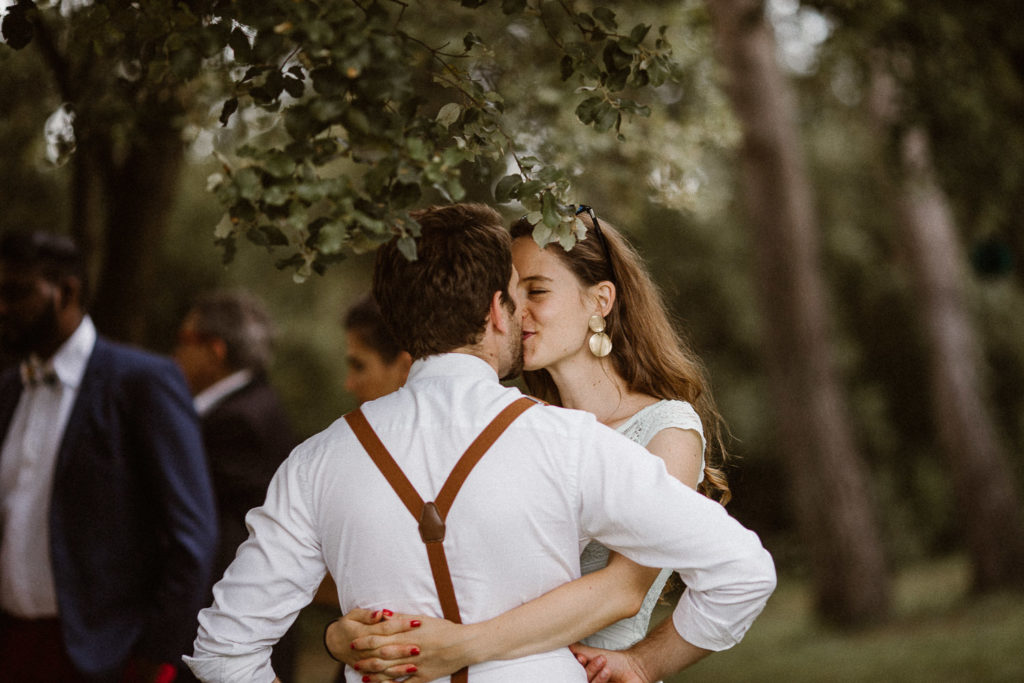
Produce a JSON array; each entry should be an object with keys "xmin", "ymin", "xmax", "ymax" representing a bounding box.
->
[{"xmin": 528, "ymin": 289, "xmax": 548, "ymax": 297}]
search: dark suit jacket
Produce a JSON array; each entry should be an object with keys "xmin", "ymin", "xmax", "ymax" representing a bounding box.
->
[
  {"xmin": 197, "ymin": 374, "xmax": 298, "ymax": 681},
  {"xmin": 201, "ymin": 374, "xmax": 296, "ymax": 581},
  {"xmin": 0, "ymin": 337, "xmax": 218, "ymax": 678}
]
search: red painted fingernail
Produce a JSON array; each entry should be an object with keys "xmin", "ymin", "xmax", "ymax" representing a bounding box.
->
[
  {"xmin": 382, "ymin": 609, "xmax": 393, "ymax": 617},
  {"xmin": 406, "ymin": 666, "xmax": 418, "ymax": 674},
  {"xmin": 371, "ymin": 610, "xmax": 380, "ymax": 619},
  {"xmin": 350, "ymin": 642, "xmax": 356, "ymax": 649},
  {"xmin": 410, "ymin": 619, "xmax": 421, "ymax": 627},
  {"xmin": 353, "ymin": 664, "xmax": 360, "ymax": 671},
  {"xmin": 362, "ymin": 677, "xmax": 370, "ymax": 683},
  {"xmin": 410, "ymin": 647, "xmax": 421, "ymax": 656}
]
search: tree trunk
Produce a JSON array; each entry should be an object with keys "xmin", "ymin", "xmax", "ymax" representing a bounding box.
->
[
  {"xmin": 868, "ymin": 67, "xmax": 1024, "ymax": 589},
  {"xmin": 87, "ymin": 109, "xmax": 186, "ymax": 344},
  {"xmin": 705, "ymin": 0, "xmax": 890, "ymax": 625}
]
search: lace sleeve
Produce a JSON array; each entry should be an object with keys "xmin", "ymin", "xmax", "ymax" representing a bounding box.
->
[{"xmin": 618, "ymin": 400, "xmax": 706, "ymax": 453}]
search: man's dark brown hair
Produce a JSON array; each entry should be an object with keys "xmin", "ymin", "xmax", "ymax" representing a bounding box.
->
[{"xmin": 373, "ymin": 203, "xmax": 513, "ymax": 360}]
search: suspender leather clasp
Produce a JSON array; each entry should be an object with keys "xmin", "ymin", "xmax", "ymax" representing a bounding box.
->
[{"xmin": 419, "ymin": 501, "xmax": 446, "ymax": 543}]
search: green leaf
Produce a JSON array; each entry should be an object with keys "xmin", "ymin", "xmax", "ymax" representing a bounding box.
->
[
  {"xmin": 560, "ymin": 55, "xmax": 575, "ymax": 81},
  {"xmin": 234, "ymin": 168, "xmax": 263, "ymax": 201},
  {"xmin": 463, "ymin": 32, "xmax": 482, "ymax": 51},
  {"xmin": 532, "ymin": 221, "xmax": 555, "ymax": 248},
  {"xmin": 397, "ymin": 235, "xmax": 418, "ymax": 261},
  {"xmin": 630, "ymin": 23, "xmax": 651, "ymax": 45},
  {"xmin": 541, "ymin": 191, "xmax": 560, "ymax": 228},
  {"xmin": 1, "ymin": 2, "xmax": 34, "ymax": 50},
  {"xmin": 260, "ymin": 225, "xmax": 290, "ymax": 246},
  {"xmin": 263, "ymin": 185, "xmax": 290, "ymax": 206},
  {"xmin": 310, "ymin": 66, "xmax": 346, "ymax": 96},
  {"xmin": 575, "ymin": 96, "xmax": 603, "ymax": 124},
  {"xmin": 494, "ymin": 174, "xmax": 523, "ymax": 203},
  {"xmin": 219, "ymin": 98, "xmax": 238, "ymax": 127},
  {"xmin": 437, "ymin": 102, "xmax": 463, "ymax": 129},
  {"xmin": 502, "ymin": 0, "xmax": 527, "ymax": 14},
  {"xmin": 264, "ymin": 151, "xmax": 296, "ymax": 178},
  {"xmin": 283, "ymin": 75, "xmax": 305, "ymax": 98},
  {"xmin": 406, "ymin": 137, "xmax": 429, "ymax": 162},
  {"xmin": 228, "ymin": 27, "xmax": 252, "ymax": 62},
  {"xmin": 593, "ymin": 7, "xmax": 617, "ymax": 31},
  {"xmin": 606, "ymin": 67, "xmax": 629, "ymax": 91},
  {"xmin": 594, "ymin": 104, "xmax": 619, "ymax": 133}
]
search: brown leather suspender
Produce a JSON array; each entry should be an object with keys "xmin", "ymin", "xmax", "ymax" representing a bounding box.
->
[{"xmin": 344, "ymin": 397, "xmax": 538, "ymax": 683}]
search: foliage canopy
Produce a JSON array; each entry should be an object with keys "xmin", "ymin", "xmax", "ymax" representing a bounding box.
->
[{"xmin": 3, "ymin": 0, "xmax": 697, "ymax": 279}]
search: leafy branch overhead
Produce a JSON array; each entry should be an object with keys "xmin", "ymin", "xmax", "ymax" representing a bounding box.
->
[{"xmin": 2, "ymin": 0, "xmax": 683, "ymax": 277}]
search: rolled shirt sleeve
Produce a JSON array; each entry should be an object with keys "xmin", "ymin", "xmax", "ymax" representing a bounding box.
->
[
  {"xmin": 576, "ymin": 419, "xmax": 776, "ymax": 651},
  {"xmin": 184, "ymin": 449, "xmax": 325, "ymax": 682}
]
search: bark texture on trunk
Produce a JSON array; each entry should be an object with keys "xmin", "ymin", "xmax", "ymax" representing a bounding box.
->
[
  {"xmin": 894, "ymin": 128, "xmax": 1024, "ymax": 591},
  {"xmin": 706, "ymin": 0, "xmax": 890, "ymax": 625}
]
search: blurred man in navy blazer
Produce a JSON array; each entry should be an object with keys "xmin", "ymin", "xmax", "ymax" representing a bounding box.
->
[{"xmin": 0, "ymin": 231, "xmax": 218, "ymax": 682}]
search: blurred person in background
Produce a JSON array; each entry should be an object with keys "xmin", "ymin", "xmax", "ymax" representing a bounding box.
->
[
  {"xmin": 342, "ymin": 293, "xmax": 412, "ymax": 404},
  {"xmin": 0, "ymin": 230, "xmax": 217, "ymax": 682},
  {"xmin": 173, "ymin": 289, "xmax": 299, "ymax": 682}
]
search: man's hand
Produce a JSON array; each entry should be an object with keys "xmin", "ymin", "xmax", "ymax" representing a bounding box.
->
[
  {"xmin": 570, "ymin": 619, "xmax": 712, "ymax": 683},
  {"xmin": 570, "ymin": 643, "xmax": 648, "ymax": 683}
]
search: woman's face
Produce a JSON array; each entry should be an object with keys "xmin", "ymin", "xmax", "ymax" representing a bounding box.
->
[
  {"xmin": 344, "ymin": 330, "xmax": 409, "ymax": 404},
  {"xmin": 511, "ymin": 236, "xmax": 596, "ymax": 373}
]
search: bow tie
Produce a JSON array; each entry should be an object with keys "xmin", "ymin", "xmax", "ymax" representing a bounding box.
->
[{"xmin": 20, "ymin": 361, "xmax": 59, "ymax": 388}]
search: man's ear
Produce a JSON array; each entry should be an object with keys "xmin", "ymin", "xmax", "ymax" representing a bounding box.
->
[
  {"xmin": 489, "ymin": 291, "xmax": 509, "ymax": 335},
  {"xmin": 209, "ymin": 337, "xmax": 229, "ymax": 364},
  {"xmin": 56, "ymin": 275, "xmax": 82, "ymax": 311}
]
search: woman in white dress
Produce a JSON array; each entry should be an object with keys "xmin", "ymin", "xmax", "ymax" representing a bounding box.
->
[{"xmin": 325, "ymin": 207, "xmax": 732, "ymax": 681}]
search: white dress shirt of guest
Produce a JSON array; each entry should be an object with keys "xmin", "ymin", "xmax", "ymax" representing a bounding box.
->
[{"xmin": 0, "ymin": 315, "xmax": 96, "ymax": 617}]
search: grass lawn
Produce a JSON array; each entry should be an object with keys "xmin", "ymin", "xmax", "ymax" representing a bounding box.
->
[
  {"xmin": 669, "ymin": 555, "xmax": 1024, "ymax": 682},
  {"xmin": 290, "ymin": 555, "xmax": 1024, "ymax": 682}
]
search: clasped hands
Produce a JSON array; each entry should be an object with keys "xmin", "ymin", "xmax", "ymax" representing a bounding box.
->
[{"xmin": 325, "ymin": 609, "xmax": 650, "ymax": 683}]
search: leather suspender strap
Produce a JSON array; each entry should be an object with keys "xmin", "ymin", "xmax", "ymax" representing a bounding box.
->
[{"xmin": 344, "ymin": 397, "xmax": 538, "ymax": 682}]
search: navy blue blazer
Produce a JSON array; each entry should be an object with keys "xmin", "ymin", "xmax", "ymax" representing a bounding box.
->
[{"xmin": 0, "ymin": 337, "xmax": 218, "ymax": 677}]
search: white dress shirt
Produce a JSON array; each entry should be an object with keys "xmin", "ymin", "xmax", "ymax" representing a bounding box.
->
[
  {"xmin": 186, "ymin": 353, "xmax": 775, "ymax": 682},
  {"xmin": 193, "ymin": 368, "xmax": 254, "ymax": 417},
  {"xmin": 0, "ymin": 316, "xmax": 96, "ymax": 617}
]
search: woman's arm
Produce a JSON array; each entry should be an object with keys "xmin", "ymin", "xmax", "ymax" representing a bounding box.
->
[
  {"xmin": 643, "ymin": 427, "xmax": 703, "ymax": 489},
  {"xmin": 328, "ymin": 426, "xmax": 703, "ymax": 680},
  {"xmin": 327, "ymin": 554, "xmax": 660, "ymax": 680}
]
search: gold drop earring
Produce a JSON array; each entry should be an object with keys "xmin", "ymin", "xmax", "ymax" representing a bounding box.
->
[{"xmin": 588, "ymin": 314, "xmax": 612, "ymax": 357}]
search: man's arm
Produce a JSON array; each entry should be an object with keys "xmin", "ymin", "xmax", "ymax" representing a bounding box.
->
[
  {"xmin": 185, "ymin": 449, "xmax": 327, "ymax": 683},
  {"xmin": 570, "ymin": 618, "xmax": 711, "ymax": 683},
  {"xmin": 326, "ymin": 552, "xmax": 659, "ymax": 678},
  {"xmin": 576, "ymin": 423, "xmax": 776, "ymax": 663}
]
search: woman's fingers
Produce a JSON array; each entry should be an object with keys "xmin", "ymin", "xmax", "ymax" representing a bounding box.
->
[
  {"xmin": 353, "ymin": 656, "xmax": 422, "ymax": 681},
  {"xmin": 584, "ymin": 654, "xmax": 608, "ymax": 682},
  {"xmin": 353, "ymin": 643, "xmax": 422, "ymax": 671}
]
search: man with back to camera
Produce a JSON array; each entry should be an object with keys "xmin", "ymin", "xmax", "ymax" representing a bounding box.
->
[
  {"xmin": 185, "ymin": 203, "xmax": 776, "ymax": 682},
  {"xmin": 0, "ymin": 230, "xmax": 217, "ymax": 682}
]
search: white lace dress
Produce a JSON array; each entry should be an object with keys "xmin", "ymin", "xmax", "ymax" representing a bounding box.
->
[{"xmin": 579, "ymin": 399, "xmax": 705, "ymax": 655}]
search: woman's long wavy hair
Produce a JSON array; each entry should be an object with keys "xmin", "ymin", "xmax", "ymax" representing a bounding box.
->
[{"xmin": 511, "ymin": 213, "xmax": 732, "ymax": 504}]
